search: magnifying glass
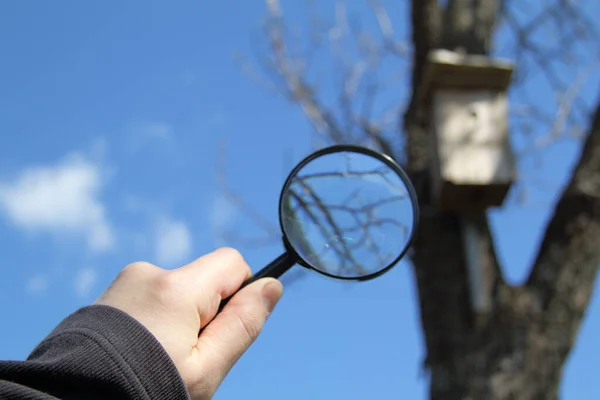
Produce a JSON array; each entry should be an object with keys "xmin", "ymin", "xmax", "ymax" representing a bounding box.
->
[{"xmin": 213, "ymin": 144, "xmax": 418, "ymax": 314}]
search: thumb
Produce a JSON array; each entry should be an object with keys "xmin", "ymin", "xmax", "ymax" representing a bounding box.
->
[{"xmin": 195, "ymin": 278, "xmax": 283, "ymax": 384}]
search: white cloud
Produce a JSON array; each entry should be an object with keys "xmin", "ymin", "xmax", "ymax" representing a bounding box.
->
[
  {"xmin": 155, "ymin": 216, "xmax": 192, "ymax": 266},
  {"xmin": 0, "ymin": 153, "xmax": 114, "ymax": 252},
  {"xmin": 74, "ymin": 267, "xmax": 97, "ymax": 297},
  {"xmin": 26, "ymin": 274, "xmax": 49, "ymax": 295}
]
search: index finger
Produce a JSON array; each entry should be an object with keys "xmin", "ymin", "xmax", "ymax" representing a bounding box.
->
[{"xmin": 174, "ymin": 247, "xmax": 252, "ymax": 326}]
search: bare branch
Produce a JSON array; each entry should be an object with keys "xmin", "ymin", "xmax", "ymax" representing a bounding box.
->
[
  {"xmin": 250, "ymin": 0, "xmax": 410, "ymax": 159},
  {"xmin": 367, "ymin": 0, "xmax": 408, "ymax": 57}
]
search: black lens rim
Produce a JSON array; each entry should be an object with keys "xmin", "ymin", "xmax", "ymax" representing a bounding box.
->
[{"xmin": 278, "ymin": 144, "xmax": 420, "ymax": 282}]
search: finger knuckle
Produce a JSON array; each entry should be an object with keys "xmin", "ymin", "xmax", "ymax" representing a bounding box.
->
[
  {"xmin": 216, "ymin": 246, "xmax": 243, "ymax": 262},
  {"xmin": 217, "ymin": 247, "xmax": 251, "ymax": 274},
  {"xmin": 217, "ymin": 246, "xmax": 243, "ymax": 259},
  {"xmin": 236, "ymin": 311, "xmax": 263, "ymax": 342},
  {"xmin": 119, "ymin": 261, "xmax": 157, "ymax": 279}
]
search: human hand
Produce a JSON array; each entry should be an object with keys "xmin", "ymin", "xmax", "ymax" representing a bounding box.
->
[{"xmin": 94, "ymin": 247, "xmax": 283, "ymax": 400}]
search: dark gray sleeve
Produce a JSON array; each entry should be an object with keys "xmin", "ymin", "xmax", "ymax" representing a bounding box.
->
[{"xmin": 0, "ymin": 305, "xmax": 190, "ymax": 400}]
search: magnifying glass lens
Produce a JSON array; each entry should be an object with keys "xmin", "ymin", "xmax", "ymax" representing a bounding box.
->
[{"xmin": 280, "ymin": 149, "xmax": 416, "ymax": 279}]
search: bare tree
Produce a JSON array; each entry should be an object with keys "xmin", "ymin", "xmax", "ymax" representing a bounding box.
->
[{"xmin": 222, "ymin": 0, "xmax": 600, "ymax": 398}]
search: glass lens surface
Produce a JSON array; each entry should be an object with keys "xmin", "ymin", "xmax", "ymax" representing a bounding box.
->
[{"xmin": 280, "ymin": 150, "xmax": 415, "ymax": 278}]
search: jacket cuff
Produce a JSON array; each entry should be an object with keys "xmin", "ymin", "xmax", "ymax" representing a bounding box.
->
[{"xmin": 31, "ymin": 304, "xmax": 189, "ymax": 399}]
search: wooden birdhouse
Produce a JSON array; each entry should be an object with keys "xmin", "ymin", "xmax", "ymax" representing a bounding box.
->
[{"xmin": 420, "ymin": 49, "xmax": 516, "ymax": 212}]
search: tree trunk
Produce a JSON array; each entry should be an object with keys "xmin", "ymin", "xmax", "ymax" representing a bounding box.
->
[
  {"xmin": 425, "ymin": 284, "xmax": 565, "ymax": 399},
  {"xmin": 404, "ymin": 1, "xmax": 600, "ymax": 399}
]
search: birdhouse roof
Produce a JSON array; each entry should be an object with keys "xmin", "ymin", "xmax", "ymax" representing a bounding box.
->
[{"xmin": 420, "ymin": 49, "xmax": 514, "ymax": 98}]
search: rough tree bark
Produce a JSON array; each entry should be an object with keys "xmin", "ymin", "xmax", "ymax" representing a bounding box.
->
[{"xmin": 405, "ymin": 0, "xmax": 600, "ymax": 398}]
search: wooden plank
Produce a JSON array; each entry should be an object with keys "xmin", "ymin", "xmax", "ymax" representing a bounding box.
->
[{"xmin": 420, "ymin": 49, "xmax": 514, "ymax": 99}]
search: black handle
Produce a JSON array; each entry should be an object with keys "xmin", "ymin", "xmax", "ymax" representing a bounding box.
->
[
  {"xmin": 199, "ymin": 252, "xmax": 296, "ymax": 335},
  {"xmin": 215, "ymin": 252, "xmax": 296, "ymax": 313}
]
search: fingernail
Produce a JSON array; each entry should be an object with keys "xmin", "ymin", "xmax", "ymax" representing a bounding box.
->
[{"xmin": 262, "ymin": 280, "xmax": 283, "ymax": 312}]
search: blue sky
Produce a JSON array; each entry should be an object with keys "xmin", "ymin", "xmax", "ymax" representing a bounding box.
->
[{"xmin": 0, "ymin": 1, "xmax": 599, "ymax": 399}]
